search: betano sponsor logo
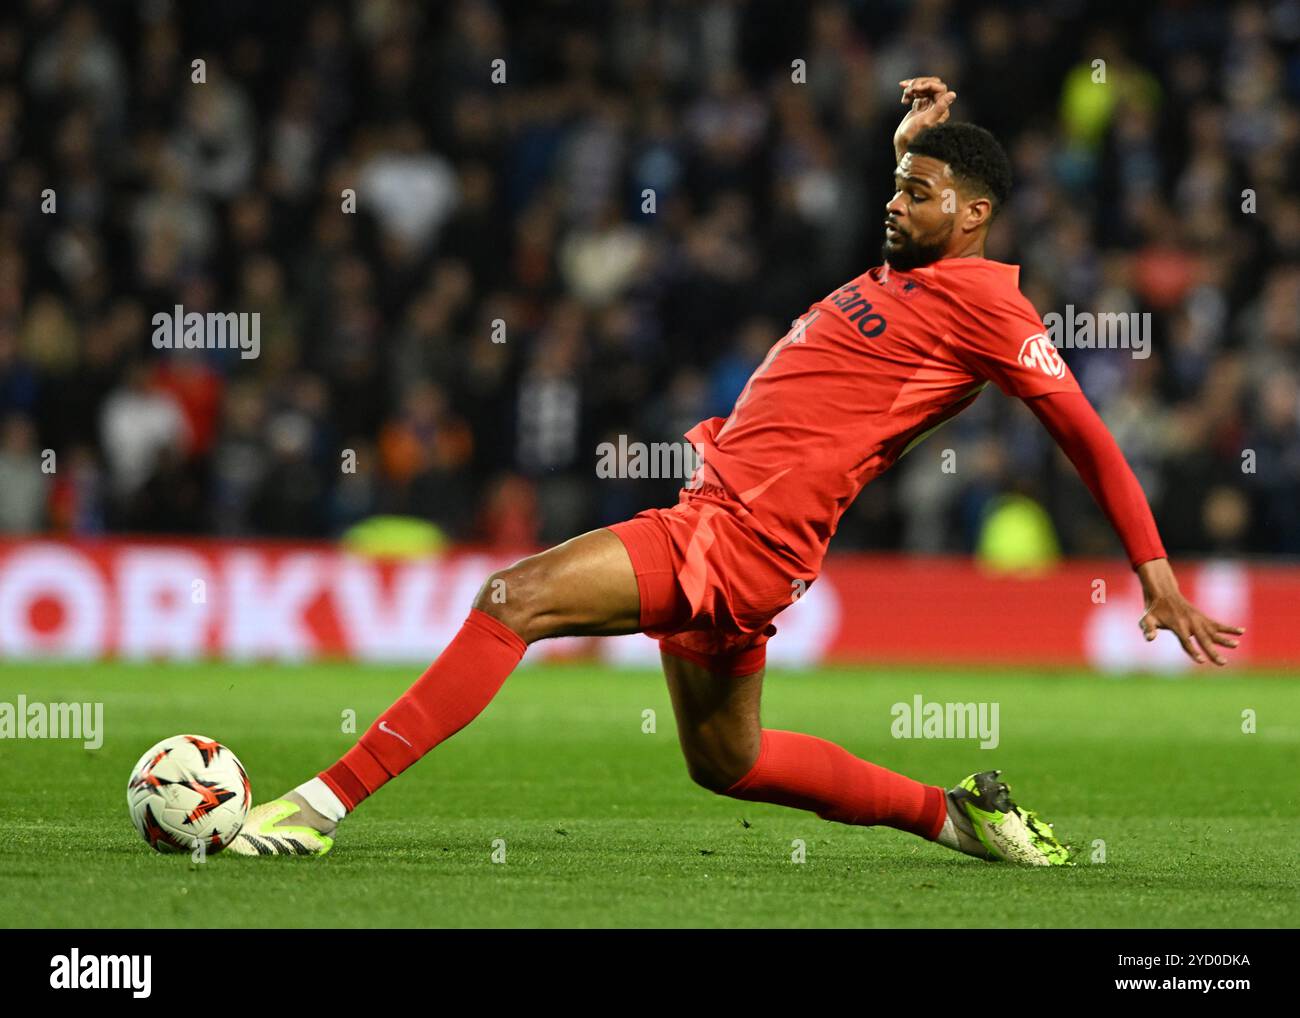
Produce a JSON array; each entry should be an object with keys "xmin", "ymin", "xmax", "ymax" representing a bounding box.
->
[{"xmin": 825, "ymin": 281, "xmax": 888, "ymax": 338}]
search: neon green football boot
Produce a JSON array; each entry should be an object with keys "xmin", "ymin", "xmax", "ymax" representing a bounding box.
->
[
  {"xmin": 947, "ymin": 770, "xmax": 1072, "ymax": 866},
  {"xmin": 227, "ymin": 797, "xmax": 335, "ymax": 857}
]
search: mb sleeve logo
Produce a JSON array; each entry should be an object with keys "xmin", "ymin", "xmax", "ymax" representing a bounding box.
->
[{"xmin": 1017, "ymin": 333, "xmax": 1066, "ymax": 378}]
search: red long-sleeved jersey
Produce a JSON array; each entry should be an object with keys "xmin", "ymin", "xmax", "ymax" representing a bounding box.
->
[{"xmin": 686, "ymin": 256, "xmax": 1166, "ymax": 573}]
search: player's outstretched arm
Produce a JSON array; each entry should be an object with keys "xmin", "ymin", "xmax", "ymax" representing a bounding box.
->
[
  {"xmin": 894, "ymin": 76, "xmax": 957, "ymax": 161},
  {"xmin": 1023, "ymin": 389, "xmax": 1245, "ymax": 665}
]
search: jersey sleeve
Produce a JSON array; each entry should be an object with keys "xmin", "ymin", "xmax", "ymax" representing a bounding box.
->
[
  {"xmin": 941, "ymin": 287, "xmax": 1081, "ymax": 399},
  {"xmin": 1024, "ymin": 390, "xmax": 1167, "ymax": 569}
]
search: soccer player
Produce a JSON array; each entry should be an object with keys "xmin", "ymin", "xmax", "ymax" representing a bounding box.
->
[{"xmin": 231, "ymin": 77, "xmax": 1243, "ymax": 864}]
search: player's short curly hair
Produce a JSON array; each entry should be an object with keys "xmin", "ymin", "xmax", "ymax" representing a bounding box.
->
[{"xmin": 908, "ymin": 122, "xmax": 1012, "ymax": 216}]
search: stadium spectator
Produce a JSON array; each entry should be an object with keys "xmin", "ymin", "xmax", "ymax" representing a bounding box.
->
[{"xmin": 2, "ymin": 0, "xmax": 1298, "ymax": 560}]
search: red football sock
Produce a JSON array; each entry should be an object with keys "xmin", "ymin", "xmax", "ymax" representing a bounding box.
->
[
  {"xmin": 320, "ymin": 609, "xmax": 527, "ymax": 810},
  {"xmin": 724, "ymin": 729, "xmax": 947, "ymax": 839}
]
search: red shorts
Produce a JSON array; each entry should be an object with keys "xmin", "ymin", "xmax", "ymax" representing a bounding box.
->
[{"xmin": 607, "ymin": 488, "xmax": 814, "ymax": 677}]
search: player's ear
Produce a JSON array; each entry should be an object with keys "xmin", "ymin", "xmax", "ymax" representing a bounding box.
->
[{"xmin": 963, "ymin": 196, "xmax": 993, "ymax": 234}]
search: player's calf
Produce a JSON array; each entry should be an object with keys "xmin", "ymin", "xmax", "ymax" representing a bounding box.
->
[
  {"xmin": 662, "ymin": 649, "xmax": 764, "ymax": 793},
  {"xmin": 705, "ymin": 726, "xmax": 1071, "ymax": 865},
  {"xmin": 231, "ymin": 528, "xmax": 644, "ymax": 858},
  {"xmin": 678, "ymin": 733, "xmax": 760, "ymax": 794}
]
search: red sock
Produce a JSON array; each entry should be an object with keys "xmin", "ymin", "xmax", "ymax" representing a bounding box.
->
[
  {"xmin": 320, "ymin": 609, "xmax": 527, "ymax": 810},
  {"xmin": 724, "ymin": 729, "xmax": 947, "ymax": 839}
]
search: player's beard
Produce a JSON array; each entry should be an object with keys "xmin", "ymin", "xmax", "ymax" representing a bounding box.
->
[{"xmin": 882, "ymin": 221, "xmax": 952, "ymax": 271}]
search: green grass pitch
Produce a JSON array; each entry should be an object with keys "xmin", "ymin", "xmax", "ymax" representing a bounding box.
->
[{"xmin": 1, "ymin": 660, "xmax": 1295, "ymax": 928}]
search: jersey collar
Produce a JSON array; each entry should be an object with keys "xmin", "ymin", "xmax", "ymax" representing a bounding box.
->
[{"xmin": 885, "ymin": 256, "xmax": 1020, "ymax": 285}]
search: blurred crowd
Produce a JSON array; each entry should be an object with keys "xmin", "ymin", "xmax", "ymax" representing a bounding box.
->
[{"xmin": 2, "ymin": 0, "xmax": 1299, "ymax": 558}]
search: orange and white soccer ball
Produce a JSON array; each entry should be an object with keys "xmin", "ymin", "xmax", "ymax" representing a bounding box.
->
[{"xmin": 127, "ymin": 734, "xmax": 251, "ymax": 854}]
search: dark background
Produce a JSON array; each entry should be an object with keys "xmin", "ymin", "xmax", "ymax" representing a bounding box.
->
[{"xmin": 2, "ymin": 0, "xmax": 1298, "ymax": 558}]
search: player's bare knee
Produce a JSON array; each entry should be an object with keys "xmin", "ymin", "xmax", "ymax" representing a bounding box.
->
[
  {"xmin": 472, "ymin": 563, "xmax": 534, "ymax": 638},
  {"xmin": 472, "ymin": 557, "xmax": 561, "ymax": 644},
  {"xmin": 680, "ymin": 736, "xmax": 756, "ymax": 794},
  {"xmin": 684, "ymin": 758, "xmax": 736, "ymax": 794}
]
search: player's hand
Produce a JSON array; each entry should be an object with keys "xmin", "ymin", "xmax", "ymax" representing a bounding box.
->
[
  {"xmin": 1136, "ymin": 559, "xmax": 1244, "ymax": 666},
  {"xmin": 894, "ymin": 77, "xmax": 957, "ymax": 160}
]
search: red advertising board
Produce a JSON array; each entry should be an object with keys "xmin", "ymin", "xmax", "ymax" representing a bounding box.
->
[{"xmin": 0, "ymin": 539, "xmax": 1295, "ymax": 672}]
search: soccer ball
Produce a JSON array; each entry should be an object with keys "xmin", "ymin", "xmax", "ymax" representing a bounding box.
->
[{"xmin": 127, "ymin": 734, "xmax": 251, "ymax": 854}]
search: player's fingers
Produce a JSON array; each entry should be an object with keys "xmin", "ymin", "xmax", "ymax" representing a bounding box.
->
[
  {"xmin": 1201, "ymin": 616, "xmax": 1242, "ymax": 650},
  {"xmin": 1173, "ymin": 622, "xmax": 1204, "ymax": 664},
  {"xmin": 915, "ymin": 95, "xmax": 953, "ymax": 122},
  {"xmin": 916, "ymin": 92, "xmax": 955, "ymax": 124},
  {"xmin": 1139, "ymin": 610, "xmax": 1158, "ymax": 641},
  {"xmin": 1192, "ymin": 620, "xmax": 1226, "ymax": 666},
  {"xmin": 901, "ymin": 77, "xmax": 946, "ymax": 101}
]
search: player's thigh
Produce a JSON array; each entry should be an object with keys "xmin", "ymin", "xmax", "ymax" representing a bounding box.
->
[
  {"xmin": 661, "ymin": 649, "xmax": 763, "ymax": 788},
  {"xmin": 474, "ymin": 527, "xmax": 641, "ymax": 641}
]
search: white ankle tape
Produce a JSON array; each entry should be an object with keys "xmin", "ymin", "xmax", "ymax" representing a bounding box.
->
[
  {"xmin": 295, "ymin": 777, "xmax": 348, "ymax": 823},
  {"xmin": 936, "ymin": 815, "xmax": 961, "ymax": 850}
]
